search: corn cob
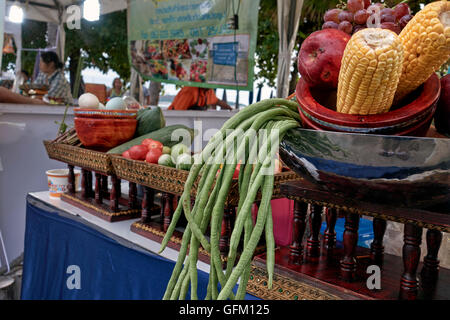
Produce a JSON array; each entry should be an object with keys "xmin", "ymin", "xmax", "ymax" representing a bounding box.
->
[
  {"xmin": 395, "ymin": 0, "xmax": 450, "ymax": 102},
  {"xmin": 337, "ymin": 28, "xmax": 404, "ymax": 115}
]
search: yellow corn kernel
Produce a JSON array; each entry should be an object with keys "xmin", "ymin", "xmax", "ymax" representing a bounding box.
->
[
  {"xmin": 395, "ymin": 1, "xmax": 450, "ymax": 102},
  {"xmin": 337, "ymin": 28, "xmax": 404, "ymax": 115}
]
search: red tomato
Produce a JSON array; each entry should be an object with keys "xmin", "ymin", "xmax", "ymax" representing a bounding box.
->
[
  {"xmin": 128, "ymin": 145, "xmax": 149, "ymax": 160},
  {"xmin": 122, "ymin": 150, "xmax": 131, "ymax": 159},
  {"xmin": 142, "ymin": 139, "xmax": 163, "ymax": 152},
  {"xmin": 145, "ymin": 148, "xmax": 163, "ymax": 164},
  {"xmin": 142, "ymin": 138, "xmax": 155, "ymax": 147}
]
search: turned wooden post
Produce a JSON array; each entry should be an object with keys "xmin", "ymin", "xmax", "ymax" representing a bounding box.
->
[
  {"xmin": 116, "ymin": 178, "xmax": 122, "ymax": 197},
  {"xmin": 421, "ymin": 229, "xmax": 443, "ymax": 281},
  {"xmin": 88, "ymin": 171, "xmax": 94, "ymax": 197},
  {"xmin": 110, "ymin": 175, "xmax": 120, "ymax": 212},
  {"xmin": 220, "ymin": 206, "xmax": 234, "ymax": 257},
  {"xmin": 163, "ymin": 194, "xmax": 174, "ymax": 232},
  {"xmin": 101, "ymin": 176, "xmax": 108, "ymax": 198},
  {"xmin": 94, "ymin": 173, "xmax": 103, "ymax": 205},
  {"xmin": 289, "ymin": 200, "xmax": 308, "ymax": 263},
  {"xmin": 340, "ymin": 211, "xmax": 360, "ymax": 281},
  {"xmin": 173, "ymin": 196, "xmax": 179, "ymax": 212},
  {"xmin": 81, "ymin": 169, "xmax": 89, "ymax": 199},
  {"xmin": 141, "ymin": 187, "xmax": 154, "ymax": 223},
  {"xmin": 128, "ymin": 182, "xmax": 138, "ymax": 210},
  {"xmin": 324, "ymin": 207, "xmax": 337, "ymax": 252},
  {"xmin": 307, "ymin": 204, "xmax": 323, "ymax": 258},
  {"xmin": 399, "ymin": 223, "xmax": 423, "ymax": 300},
  {"xmin": 370, "ymin": 218, "xmax": 387, "ymax": 265},
  {"xmin": 67, "ymin": 165, "xmax": 75, "ymax": 194},
  {"xmin": 160, "ymin": 192, "xmax": 168, "ymax": 223}
]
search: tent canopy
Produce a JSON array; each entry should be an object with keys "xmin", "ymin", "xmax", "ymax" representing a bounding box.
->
[
  {"xmin": 3, "ymin": 0, "xmax": 128, "ymax": 74},
  {"xmin": 5, "ymin": 0, "xmax": 127, "ymax": 24}
]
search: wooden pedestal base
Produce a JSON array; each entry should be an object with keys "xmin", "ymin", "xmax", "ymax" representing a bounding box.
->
[
  {"xmin": 253, "ymin": 245, "xmax": 450, "ymax": 300},
  {"xmin": 61, "ymin": 192, "xmax": 141, "ymax": 222}
]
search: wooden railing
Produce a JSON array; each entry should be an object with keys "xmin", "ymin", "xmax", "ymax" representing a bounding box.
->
[{"xmin": 277, "ymin": 179, "xmax": 450, "ymax": 300}]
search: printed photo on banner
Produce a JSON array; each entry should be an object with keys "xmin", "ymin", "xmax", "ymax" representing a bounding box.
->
[
  {"xmin": 128, "ymin": 0, "xmax": 259, "ymax": 89},
  {"xmin": 207, "ymin": 34, "xmax": 250, "ymax": 87}
]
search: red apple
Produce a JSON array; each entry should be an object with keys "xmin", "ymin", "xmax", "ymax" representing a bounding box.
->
[
  {"xmin": 434, "ymin": 74, "xmax": 450, "ymax": 135},
  {"xmin": 298, "ymin": 29, "xmax": 351, "ymax": 89}
]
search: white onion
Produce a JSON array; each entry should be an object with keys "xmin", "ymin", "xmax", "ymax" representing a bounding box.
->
[
  {"xmin": 106, "ymin": 97, "xmax": 127, "ymax": 110},
  {"xmin": 78, "ymin": 93, "xmax": 100, "ymax": 109}
]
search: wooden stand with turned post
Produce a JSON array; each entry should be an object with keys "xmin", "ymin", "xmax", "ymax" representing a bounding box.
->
[
  {"xmin": 61, "ymin": 165, "xmax": 141, "ymax": 222},
  {"xmin": 249, "ymin": 180, "xmax": 450, "ymax": 300}
]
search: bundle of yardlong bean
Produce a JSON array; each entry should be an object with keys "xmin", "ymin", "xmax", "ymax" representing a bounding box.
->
[{"xmin": 159, "ymin": 98, "xmax": 301, "ymax": 300}]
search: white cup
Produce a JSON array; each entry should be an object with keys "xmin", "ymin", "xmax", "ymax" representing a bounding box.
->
[{"xmin": 46, "ymin": 169, "xmax": 81, "ymax": 198}]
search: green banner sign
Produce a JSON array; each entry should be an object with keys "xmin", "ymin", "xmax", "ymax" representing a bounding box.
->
[{"xmin": 128, "ymin": 0, "xmax": 260, "ymax": 90}]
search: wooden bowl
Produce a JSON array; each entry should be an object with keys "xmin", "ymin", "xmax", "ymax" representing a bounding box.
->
[
  {"xmin": 296, "ymin": 73, "xmax": 441, "ymax": 137},
  {"xmin": 74, "ymin": 109, "xmax": 137, "ymax": 151}
]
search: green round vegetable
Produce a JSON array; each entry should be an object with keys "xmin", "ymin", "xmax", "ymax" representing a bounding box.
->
[
  {"xmin": 162, "ymin": 146, "xmax": 171, "ymax": 154},
  {"xmin": 158, "ymin": 154, "xmax": 175, "ymax": 167},
  {"xmin": 171, "ymin": 143, "xmax": 189, "ymax": 163},
  {"xmin": 136, "ymin": 106, "xmax": 166, "ymax": 137},
  {"xmin": 176, "ymin": 153, "xmax": 193, "ymax": 171},
  {"xmin": 170, "ymin": 143, "xmax": 189, "ymax": 163}
]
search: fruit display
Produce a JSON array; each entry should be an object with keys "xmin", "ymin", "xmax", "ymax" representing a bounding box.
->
[
  {"xmin": 107, "ymin": 124, "xmax": 195, "ymax": 155},
  {"xmin": 322, "ymin": 0, "xmax": 415, "ymax": 35},
  {"xmin": 298, "ymin": 29, "xmax": 351, "ymax": 89},
  {"xmin": 119, "ymin": 138, "xmax": 193, "ymax": 170},
  {"xmin": 108, "ymin": 120, "xmax": 196, "ymax": 171},
  {"xmin": 337, "ymin": 28, "xmax": 404, "ymax": 115},
  {"xmin": 307, "ymin": 1, "xmax": 450, "ymax": 115}
]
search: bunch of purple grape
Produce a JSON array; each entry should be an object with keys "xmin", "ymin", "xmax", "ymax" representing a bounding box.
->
[{"xmin": 323, "ymin": 0, "xmax": 413, "ymax": 35}]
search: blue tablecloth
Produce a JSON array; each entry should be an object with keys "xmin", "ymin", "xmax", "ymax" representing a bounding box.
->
[{"xmin": 22, "ymin": 195, "xmax": 258, "ymax": 300}]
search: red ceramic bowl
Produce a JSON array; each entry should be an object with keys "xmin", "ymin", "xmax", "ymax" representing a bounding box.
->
[
  {"xmin": 296, "ymin": 73, "xmax": 441, "ymax": 137},
  {"xmin": 74, "ymin": 109, "xmax": 137, "ymax": 151}
]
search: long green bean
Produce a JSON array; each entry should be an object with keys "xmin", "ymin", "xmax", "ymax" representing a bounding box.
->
[
  {"xmin": 170, "ymin": 258, "xmax": 190, "ymax": 300},
  {"xmin": 224, "ymin": 121, "xmax": 297, "ymax": 280},
  {"xmin": 218, "ymin": 162, "xmax": 275, "ymax": 300},
  {"xmin": 161, "ymin": 98, "xmax": 302, "ymax": 300}
]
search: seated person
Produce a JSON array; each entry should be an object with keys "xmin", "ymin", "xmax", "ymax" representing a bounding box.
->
[
  {"xmin": 34, "ymin": 51, "xmax": 73, "ymax": 104},
  {"xmin": 168, "ymin": 86, "xmax": 232, "ymax": 111},
  {"xmin": 0, "ymin": 86, "xmax": 46, "ymax": 105},
  {"xmin": 108, "ymin": 78, "xmax": 125, "ymax": 99}
]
